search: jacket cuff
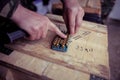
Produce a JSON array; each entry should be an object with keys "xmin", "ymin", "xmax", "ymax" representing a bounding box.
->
[
  {"xmin": 61, "ymin": 0, "xmax": 64, "ymax": 3},
  {"xmin": 0, "ymin": 0, "xmax": 20, "ymax": 18}
]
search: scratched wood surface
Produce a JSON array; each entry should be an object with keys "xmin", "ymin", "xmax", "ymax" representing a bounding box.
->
[
  {"xmin": 0, "ymin": 51, "xmax": 90, "ymax": 80},
  {"xmin": 0, "ymin": 14, "xmax": 109, "ymax": 80}
]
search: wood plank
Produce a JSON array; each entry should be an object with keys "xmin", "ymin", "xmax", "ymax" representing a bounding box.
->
[
  {"xmin": 79, "ymin": 0, "xmax": 101, "ymax": 15},
  {"xmin": 87, "ymin": 0, "xmax": 101, "ymax": 9},
  {"xmin": 52, "ymin": 0, "xmax": 101, "ymax": 15},
  {"xmin": 83, "ymin": 7, "xmax": 101, "ymax": 15},
  {"xmin": 9, "ymin": 69, "xmax": 42, "ymax": 80},
  {"xmin": 0, "ymin": 51, "xmax": 50, "ymax": 78},
  {"xmin": 0, "ymin": 52, "xmax": 90, "ymax": 80},
  {"xmin": 78, "ymin": 0, "xmax": 88, "ymax": 7},
  {"xmin": 2, "ymin": 14, "xmax": 109, "ymax": 79},
  {"xmin": 44, "ymin": 63, "xmax": 90, "ymax": 80}
]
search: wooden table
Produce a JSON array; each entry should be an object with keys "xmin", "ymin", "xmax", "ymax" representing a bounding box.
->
[{"xmin": 0, "ymin": 14, "xmax": 109, "ymax": 80}]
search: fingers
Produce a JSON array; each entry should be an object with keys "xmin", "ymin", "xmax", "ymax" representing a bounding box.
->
[
  {"xmin": 25, "ymin": 26, "xmax": 46, "ymax": 40},
  {"xmin": 54, "ymin": 27, "xmax": 67, "ymax": 38},
  {"xmin": 37, "ymin": 30, "xmax": 42, "ymax": 39},
  {"xmin": 27, "ymin": 31, "xmax": 37, "ymax": 40},
  {"xmin": 63, "ymin": 5, "xmax": 84, "ymax": 35},
  {"xmin": 49, "ymin": 22, "xmax": 67, "ymax": 38},
  {"xmin": 75, "ymin": 12, "xmax": 82, "ymax": 33},
  {"xmin": 42, "ymin": 27, "xmax": 48, "ymax": 38},
  {"xmin": 75, "ymin": 9, "xmax": 84, "ymax": 33},
  {"xmin": 25, "ymin": 21, "xmax": 66, "ymax": 40},
  {"xmin": 68, "ymin": 10, "xmax": 76, "ymax": 34}
]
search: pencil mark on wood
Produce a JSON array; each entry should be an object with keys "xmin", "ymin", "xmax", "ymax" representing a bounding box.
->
[
  {"xmin": 72, "ymin": 31, "xmax": 91, "ymax": 40},
  {"xmin": 82, "ymin": 31, "xmax": 91, "ymax": 36},
  {"xmin": 73, "ymin": 35, "xmax": 82, "ymax": 40},
  {"xmin": 75, "ymin": 46, "xmax": 94, "ymax": 53},
  {"xmin": 67, "ymin": 40, "xmax": 72, "ymax": 45}
]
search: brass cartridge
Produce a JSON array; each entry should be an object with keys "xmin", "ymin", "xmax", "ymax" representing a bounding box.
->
[
  {"xmin": 62, "ymin": 34, "xmax": 69, "ymax": 48},
  {"xmin": 53, "ymin": 37, "xmax": 59, "ymax": 46},
  {"xmin": 56, "ymin": 37, "xmax": 61, "ymax": 46}
]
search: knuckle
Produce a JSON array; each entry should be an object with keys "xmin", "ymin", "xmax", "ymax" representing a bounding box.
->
[
  {"xmin": 67, "ymin": 8, "xmax": 74, "ymax": 13},
  {"xmin": 32, "ymin": 27, "xmax": 40, "ymax": 32},
  {"xmin": 79, "ymin": 7, "xmax": 84, "ymax": 15},
  {"xmin": 78, "ymin": 7, "xmax": 83, "ymax": 11}
]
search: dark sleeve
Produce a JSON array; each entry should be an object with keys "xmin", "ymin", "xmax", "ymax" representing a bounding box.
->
[
  {"xmin": 61, "ymin": 0, "xmax": 64, "ymax": 3},
  {"xmin": 0, "ymin": 0, "xmax": 20, "ymax": 18},
  {"xmin": 60, "ymin": 0, "xmax": 65, "ymax": 7}
]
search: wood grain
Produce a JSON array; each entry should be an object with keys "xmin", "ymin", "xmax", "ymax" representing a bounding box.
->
[
  {"xmin": 78, "ymin": 0, "xmax": 88, "ymax": 7},
  {"xmin": 87, "ymin": 0, "xmax": 101, "ymax": 9},
  {"xmin": 0, "ymin": 14, "xmax": 109, "ymax": 80}
]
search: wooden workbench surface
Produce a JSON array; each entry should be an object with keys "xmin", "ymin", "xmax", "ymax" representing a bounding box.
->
[{"xmin": 0, "ymin": 14, "xmax": 109, "ymax": 80}]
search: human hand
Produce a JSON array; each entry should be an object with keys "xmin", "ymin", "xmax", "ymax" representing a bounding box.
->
[
  {"xmin": 62, "ymin": 0, "xmax": 84, "ymax": 34},
  {"xmin": 11, "ymin": 5, "xmax": 66, "ymax": 40}
]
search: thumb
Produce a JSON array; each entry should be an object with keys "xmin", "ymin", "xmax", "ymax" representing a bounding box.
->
[{"xmin": 49, "ymin": 22, "xmax": 67, "ymax": 38}]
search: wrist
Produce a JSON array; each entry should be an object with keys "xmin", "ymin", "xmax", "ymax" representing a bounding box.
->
[
  {"xmin": 11, "ymin": 4, "xmax": 29, "ymax": 25},
  {"xmin": 62, "ymin": 0, "xmax": 79, "ymax": 8},
  {"xmin": 11, "ymin": 4, "xmax": 22, "ymax": 22}
]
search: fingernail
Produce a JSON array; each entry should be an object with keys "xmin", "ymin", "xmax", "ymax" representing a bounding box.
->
[
  {"xmin": 62, "ymin": 34, "xmax": 67, "ymax": 38},
  {"xmin": 64, "ymin": 35, "xmax": 67, "ymax": 38}
]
